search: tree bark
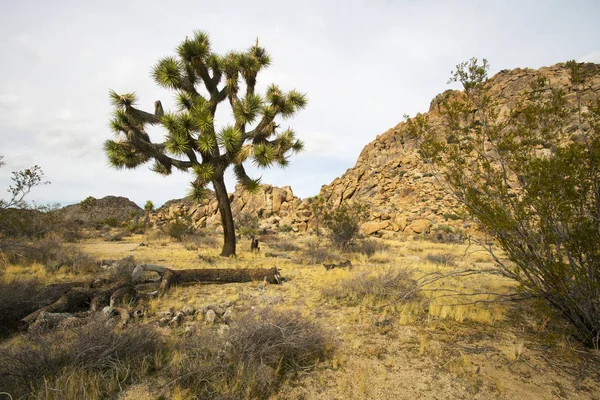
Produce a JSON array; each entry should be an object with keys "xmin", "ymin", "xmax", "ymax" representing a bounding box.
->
[
  {"xmin": 158, "ymin": 266, "xmax": 281, "ymax": 295},
  {"xmin": 213, "ymin": 174, "xmax": 236, "ymax": 257}
]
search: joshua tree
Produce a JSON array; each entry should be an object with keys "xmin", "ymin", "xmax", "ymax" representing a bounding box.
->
[{"xmin": 105, "ymin": 31, "xmax": 306, "ymax": 256}]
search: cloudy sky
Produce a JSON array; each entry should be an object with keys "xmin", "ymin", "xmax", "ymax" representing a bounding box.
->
[{"xmin": 1, "ymin": 0, "xmax": 599, "ymax": 207}]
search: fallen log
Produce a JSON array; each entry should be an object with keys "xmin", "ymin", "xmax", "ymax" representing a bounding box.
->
[
  {"xmin": 20, "ymin": 262, "xmax": 282, "ymax": 329},
  {"xmin": 158, "ymin": 266, "xmax": 281, "ymax": 295}
]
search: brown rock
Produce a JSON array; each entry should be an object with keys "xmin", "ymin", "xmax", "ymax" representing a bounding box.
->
[
  {"xmin": 361, "ymin": 220, "xmax": 390, "ymax": 235},
  {"xmin": 408, "ymin": 219, "xmax": 431, "ymax": 234}
]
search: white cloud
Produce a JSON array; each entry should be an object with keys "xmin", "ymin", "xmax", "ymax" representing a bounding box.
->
[
  {"xmin": 1, "ymin": 0, "xmax": 599, "ymax": 206},
  {"xmin": 579, "ymin": 51, "xmax": 600, "ymax": 63}
]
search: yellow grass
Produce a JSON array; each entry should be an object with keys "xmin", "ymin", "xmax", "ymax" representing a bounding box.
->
[{"xmin": 4, "ymin": 231, "xmax": 599, "ymax": 400}]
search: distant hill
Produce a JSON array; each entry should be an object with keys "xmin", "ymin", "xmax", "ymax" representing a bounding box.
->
[{"xmin": 60, "ymin": 196, "xmax": 141, "ymax": 223}]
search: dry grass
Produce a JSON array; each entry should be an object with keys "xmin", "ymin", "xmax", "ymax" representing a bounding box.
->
[
  {"xmin": 2, "ymin": 230, "xmax": 599, "ymax": 399},
  {"xmin": 0, "ymin": 318, "xmax": 163, "ymax": 399}
]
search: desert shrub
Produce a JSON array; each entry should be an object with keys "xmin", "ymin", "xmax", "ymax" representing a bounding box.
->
[
  {"xmin": 279, "ymin": 224, "xmax": 293, "ymax": 232},
  {"xmin": 428, "ymin": 224, "xmax": 465, "ymax": 244},
  {"xmin": 0, "ymin": 277, "xmax": 43, "ymax": 336},
  {"xmin": 323, "ymin": 268, "xmax": 417, "ymax": 306},
  {"xmin": 183, "ymin": 233, "xmax": 219, "ymax": 251},
  {"xmin": 425, "ymin": 253, "xmax": 458, "ymax": 266},
  {"xmin": 411, "ymin": 59, "xmax": 600, "ymax": 347},
  {"xmin": 235, "ymin": 211, "xmax": 259, "ymax": 239},
  {"xmin": 0, "ymin": 319, "xmax": 163, "ymax": 399},
  {"xmin": 350, "ymin": 238, "xmax": 388, "ymax": 257},
  {"xmin": 171, "ymin": 310, "xmax": 331, "ymax": 399},
  {"xmin": 102, "ymin": 217, "xmax": 120, "ymax": 227},
  {"xmin": 1, "ymin": 237, "xmax": 98, "ymax": 274},
  {"xmin": 299, "ymin": 238, "xmax": 335, "ymax": 265},
  {"xmin": 322, "ymin": 202, "xmax": 368, "ymax": 250},
  {"xmin": 443, "ymin": 213, "xmax": 461, "ymax": 221},
  {"xmin": 270, "ymin": 238, "xmax": 300, "ymax": 252},
  {"xmin": 164, "ymin": 217, "xmax": 196, "ymax": 241}
]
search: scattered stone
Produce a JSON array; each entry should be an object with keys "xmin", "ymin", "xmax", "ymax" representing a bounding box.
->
[{"xmin": 205, "ymin": 309, "xmax": 217, "ymax": 325}]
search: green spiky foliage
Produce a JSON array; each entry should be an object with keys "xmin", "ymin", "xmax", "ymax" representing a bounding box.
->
[{"xmin": 105, "ymin": 31, "xmax": 306, "ymax": 256}]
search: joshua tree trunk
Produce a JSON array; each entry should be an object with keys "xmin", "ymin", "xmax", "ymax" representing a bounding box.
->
[{"xmin": 213, "ymin": 175, "xmax": 236, "ymax": 257}]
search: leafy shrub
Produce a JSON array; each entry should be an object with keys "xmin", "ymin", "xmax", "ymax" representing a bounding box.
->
[
  {"xmin": 323, "ymin": 268, "xmax": 417, "ymax": 305},
  {"xmin": 235, "ymin": 211, "xmax": 259, "ymax": 239},
  {"xmin": 102, "ymin": 217, "xmax": 120, "ymax": 227},
  {"xmin": 164, "ymin": 217, "xmax": 196, "ymax": 241},
  {"xmin": 322, "ymin": 202, "xmax": 368, "ymax": 250},
  {"xmin": 183, "ymin": 233, "xmax": 219, "ymax": 251},
  {"xmin": 280, "ymin": 224, "xmax": 293, "ymax": 232},
  {"xmin": 411, "ymin": 59, "xmax": 600, "ymax": 347},
  {"xmin": 1, "ymin": 236, "xmax": 98, "ymax": 274},
  {"xmin": 0, "ymin": 319, "xmax": 163, "ymax": 398},
  {"xmin": 270, "ymin": 238, "xmax": 300, "ymax": 252}
]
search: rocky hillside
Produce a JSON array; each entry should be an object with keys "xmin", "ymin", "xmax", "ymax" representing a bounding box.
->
[
  {"xmin": 319, "ymin": 62, "xmax": 600, "ymax": 236},
  {"xmin": 61, "ymin": 196, "xmax": 142, "ymax": 224},
  {"xmin": 153, "ymin": 62, "xmax": 600, "ymax": 236}
]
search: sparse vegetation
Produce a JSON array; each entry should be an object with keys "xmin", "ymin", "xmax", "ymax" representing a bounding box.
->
[
  {"xmin": 322, "ymin": 202, "xmax": 368, "ymax": 250},
  {"xmin": 235, "ymin": 210, "xmax": 259, "ymax": 239},
  {"xmin": 410, "ymin": 59, "xmax": 600, "ymax": 348},
  {"xmin": 323, "ymin": 268, "xmax": 417, "ymax": 306},
  {"xmin": 0, "ymin": 319, "xmax": 163, "ymax": 399},
  {"xmin": 170, "ymin": 310, "xmax": 331, "ymax": 399}
]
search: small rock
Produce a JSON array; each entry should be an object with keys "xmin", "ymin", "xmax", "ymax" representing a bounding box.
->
[
  {"xmin": 222, "ymin": 308, "xmax": 233, "ymax": 323},
  {"xmin": 217, "ymin": 324, "xmax": 231, "ymax": 336},
  {"xmin": 169, "ymin": 311, "xmax": 184, "ymax": 327},
  {"xmin": 158, "ymin": 318, "xmax": 170, "ymax": 327},
  {"xmin": 182, "ymin": 305, "xmax": 196, "ymax": 316},
  {"xmin": 205, "ymin": 309, "xmax": 217, "ymax": 325}
]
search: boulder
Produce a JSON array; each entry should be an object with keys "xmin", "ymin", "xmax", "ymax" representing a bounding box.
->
[{"xmin": 361, "ymin": 220, "xmax": 390, "ymax": 235}]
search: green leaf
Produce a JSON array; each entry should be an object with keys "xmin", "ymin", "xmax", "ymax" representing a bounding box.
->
[
  {"xmin": 109, "ymin": 90, "xmax": 137, "ymax": 109},
  {"xmin": 187, "ymin": 180, "xmax": 209, "ymax": 202},
  {"xmin": 218, "ymin": 126, "xmax": 243, "ymax": 153},
  {"xmin": 165, "ymin": 132, "xmax": 191, "ymax": 156},
  {"xmin": 151, "ymin": 160, "xmax": 172, "ymax": 175},
  {"xmin": 152, "ymin": 57, "xmax": 183, "ymax": 89},
  {"xmin": 104, "ymin": 140, "xmax": 148, "ymax": 169},
  {"xmin": 160, "ymin": 113, "xmax": 179, "ymax": 133},
  {"xmin": 177, "ymin": 31, "xmax": 210, "ymax": 62},
  {"xmin": 193, "ymin": 163, "xmax": 215, "ymax": 183},
  {"xmin": 249, "ymin": 43, "xmax": 271, "ymax": 68},
  {"xmin": 292, "ymin": 139, "xmax": 305, "ymax": 153},
  {"xmin": 196, "ymin": 133, "xmax": 217, "ymax": 155},
  {"xmin": 252, "ymin": 142, "xmax": 277, "ymax": 167},
  {"xmin": 233, "ymin": 93, "xmax": 263, "ymax": 125},
  {"xmin": 175, "ymin": 91, "xmax": 194, "ymax": 111},
  {"xmin": 266, "ymin": 84, "xmax": 284, "ymax": 106},
  {"xmin": 288, "ymin": 90, "xmax": 308, "ymax": 109},
  {"xmin": 178, "ymin": 111, "xmax": 202, "ymax": 132}
]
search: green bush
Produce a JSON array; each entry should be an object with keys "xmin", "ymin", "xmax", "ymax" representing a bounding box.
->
[
  {"xmin": 322, "ymin": 202, "xmax": 368, "ymax": 250},
  {"xmin": 411, "ymin": 58, "xmax": 600, "ymax": 348}
]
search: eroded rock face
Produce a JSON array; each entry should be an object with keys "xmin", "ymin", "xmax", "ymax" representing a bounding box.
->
[{"xmin": 151, "ymin": 63, "xmax": 600, "ymax": 236}]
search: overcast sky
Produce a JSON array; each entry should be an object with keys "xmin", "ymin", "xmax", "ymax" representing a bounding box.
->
[{"xmin": 1, "ymin": 0, "xmax": 599, "ymax": 207}]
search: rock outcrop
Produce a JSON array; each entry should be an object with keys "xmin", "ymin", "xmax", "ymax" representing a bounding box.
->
[
  {"xmin": 318, "ymin": 62, "xmax": 600, "ymax": 236},
  {"xmin": 151, "ymin": 184, "xmax": 316, "ymax": 234},
  {"xmin": 151, "ymin": 62, "xmax": 600, "ymax": 237}
]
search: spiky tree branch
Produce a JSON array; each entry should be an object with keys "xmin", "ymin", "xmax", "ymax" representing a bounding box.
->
[{"xmin": 105, "ymin": 31, "xmax": 306, "ymax": 256}]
